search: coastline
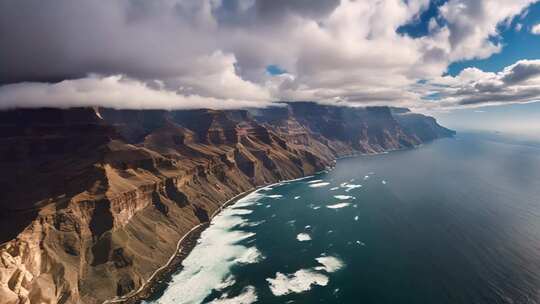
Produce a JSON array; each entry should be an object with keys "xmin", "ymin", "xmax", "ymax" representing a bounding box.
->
[
  {"xmin": 99, "ymin": 141, "xmax": 446, "ymax": 304},
  {"xmin": 101, "ymin": 183, "xmax": 283, "ymax": 304}
]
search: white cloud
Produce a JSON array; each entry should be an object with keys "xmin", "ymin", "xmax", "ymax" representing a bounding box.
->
[
  {"xmin": 437, "ymin": 0, "xmax": 534, "ymax": 61},
  {"xmin": 0, "ymin": 75, "xmax": 273, "ymax": 110},
  {"xmin": 0, "ymin": 0, "xmax": 538, "ymax": 110}
]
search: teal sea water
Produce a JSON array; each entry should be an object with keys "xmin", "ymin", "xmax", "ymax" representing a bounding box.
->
[{"xmin": 147, "ymin": 133, "xmax": 540, "ymax": 304}]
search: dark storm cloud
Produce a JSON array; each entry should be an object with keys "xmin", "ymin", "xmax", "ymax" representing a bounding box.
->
[
  {"xmin": 214, "ymin": 0, "xmax": 340, "ymax": 25},
  {"xmin": 0, "ymin": 0, "xmax": 341, "ymax": 85},
  {"xmin": 458, "ymin": 87, "xmax": 540, "ymax": 105},
  {"xmin": 0, "ymin": 0, "xmax": 219, "ymax": 84},
  {"xmin": 501, "ymin": 60, "xmax": 540, "ymax": 84},
  {"xmin": 431, "ymin": 60, "xmax": 540, "ymax": 108},
  {"xmin": 253, "ymin": 0, "xmax": 341, "ymax": 20},
  {"xmin": 0, "ymin": 0, "xmax": 129, "ymax": 84}
]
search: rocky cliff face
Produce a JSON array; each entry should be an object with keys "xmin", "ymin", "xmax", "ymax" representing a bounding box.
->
[{"xmin": 0, "ymin": 103, "xmax": 454, "ymax": 304}]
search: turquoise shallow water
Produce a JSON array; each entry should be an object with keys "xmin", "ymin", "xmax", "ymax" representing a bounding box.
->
[{"xmin": 148, "ymin": 133, "xmax": 540, "ymax": 304}]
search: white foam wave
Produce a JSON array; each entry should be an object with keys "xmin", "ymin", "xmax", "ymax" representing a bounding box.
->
[
  {"xmin": 236, "ymin": 247, "xmax": 264, "ymax": 264},
  {"xmin": 266, "ymin": 194, "xmax": 283, "ymax": 198},
  {"xmin": 239, "ymin": 220, "xmax": 265, "ymax": 228},
  {"xmin": 209, "ymin": 286, "xmax": 258, "ymax": 304},
  {"xmin": 216, "ymin": 275, "xmax": 236, "ymax": 291},
  {"xmin": 354, "ymin": 216, "xmax": 359, "ymax": 221},
  {"xmin": 229, "ymin": 209, "xmax": 253, "ymax": 216},
  {"xmin": 148, "ymin": 192, "xmax": 264, "ymax": 304},
  {"xmin": 341, "ymin": 183, "xmax": 362, "ymax": 192},
  {"xmin": 284, "ymin": 175, "xmax": 314, "ymax": 183},
  {"xmin": 326, "ymin": 203, "xmax": 350, "ymax": 209},
  {"xmin": 329, "ymin": 187, "xmax": 339, "ymax": 191},
  {"xmin": 333, "ymin": 195, "xmax": 354, "ymax": 200},
  {"xmin": 309, "ymin": 182, "xmax": 330, "ymax": 188},
  {"xmin": 296, "ymin": 233, "xmax": 312, "ymax": 241},
  {"xmin": 266, "ymin": 269, "xmax": 329, "ymax": 296},
  {"xmin": 307, "ymin": 179, "xmax": 324, "ymax": 184},
  {"xmin": 382, "ymin": 180, "xmax": 387, "ymax": 185},
  {"xmin": 233, "ymin": 193, "xmax": 265, "ymax": 208},
  {"xmin": 294, "ymin": 196, "xmax": 301, "ymax": 200}
]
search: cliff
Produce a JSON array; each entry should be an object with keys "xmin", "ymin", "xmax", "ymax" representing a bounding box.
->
[{"xmin": 0, "ymin": 102, "xmax": 454, "ymax": 304}]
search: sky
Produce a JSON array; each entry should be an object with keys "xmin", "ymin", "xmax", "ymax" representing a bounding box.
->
[{"xmin": 0, "ymin": 0, "xmax": 540, "ymax": 132}]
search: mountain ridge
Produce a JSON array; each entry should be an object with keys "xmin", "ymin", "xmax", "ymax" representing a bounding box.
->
[{"xmin": 0, "ymin": 102, "xmax": 454, "ymax": 304}]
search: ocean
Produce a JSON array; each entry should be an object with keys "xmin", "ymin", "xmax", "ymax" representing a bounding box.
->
[{"xmin": 146, "ymin": 132, "xmax": 540, "ymax": 304}]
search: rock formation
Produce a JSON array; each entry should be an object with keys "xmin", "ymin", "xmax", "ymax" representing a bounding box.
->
[{"xmin": 0, "ymin": 102, "xmax": 454, "ymax": 304}]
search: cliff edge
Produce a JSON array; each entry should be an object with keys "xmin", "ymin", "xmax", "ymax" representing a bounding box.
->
[{"xmin": 0, "ymin": 102, "xmax": 454, "ymax": 304}]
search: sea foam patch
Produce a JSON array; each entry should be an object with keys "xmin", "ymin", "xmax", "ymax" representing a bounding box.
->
[
  {"xmin": 340, "ymin": 183, "xmax": 362, "ymax": 192},
  {"xmin": 296, "ymin": 233, "xmax": 312, "ymax": 241},
  {"xmin": 236, "ymin": 247, "xmax": 264, "ymax": 264},
  {"xmin": 333, "ymin": 195, "xmax": 354, "ymax": 200},
  {"xmin": 238, "ymin": 220, "xmax": 265, "ymax": 228},
  {"xmin": 309, "ymin": 182, "xmax": 330, "ymax": 188},
  {"xmin": 215, "ymin": 275, "xmax": 236, "ymax": 291},
  {"xmin": 209, "ymin": 286, "xmax": 258, "ymax": 304},
  {"xmin": 228, "ymin": 209, "xmax": 253, "ymax": 216},
  {"xmin": 308, "ymin": 203, "xmax": 321, "ymax": 210},
  {"xmin": 326, "ymin": 202, "xmax": 350, "ymax": 209},
  {"xmin": 315, "ymin": 256, "xmax": 345, "ymax": 273},
  {"xmin": 307, "ymin": 179, "xmax": 324, "ymax": 184},
  {"xmin": 233, "ymin": 193, "xmax": 265, "ymax": 208},
  {"xmin": 266, "ymin": 194, "xmax": 283, "ymax": 199},
  {"xmin": 148, "ymin": 192, "xmax": 264, "ymax": 304},
  {"xmin": 266, "ymin": 269, "xmax": 329, "ymax": 296}
]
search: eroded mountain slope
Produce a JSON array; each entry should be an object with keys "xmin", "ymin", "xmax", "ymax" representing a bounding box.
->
[{"xmin": 0, "ymin": 103, "xmax": 454, "ymax": 304}]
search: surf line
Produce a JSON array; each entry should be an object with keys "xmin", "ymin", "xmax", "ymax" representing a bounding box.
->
[{"xmin": 102, "ymin": 174, "xmax": 317, "ymax": 304}]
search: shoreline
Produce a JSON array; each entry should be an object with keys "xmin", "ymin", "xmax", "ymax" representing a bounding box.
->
[
  {"xmin": 101, "ymin": 183, "xmax": 282, "ymax": 304},
  {"xmin": 100, "ymin": 142, "xmax": 441, "ymax": 303}
]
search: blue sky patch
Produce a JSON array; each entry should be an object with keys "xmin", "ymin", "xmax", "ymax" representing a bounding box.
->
[{"xmin": 266, "ymin": 65, "xmax": 287, "ymax": 75}]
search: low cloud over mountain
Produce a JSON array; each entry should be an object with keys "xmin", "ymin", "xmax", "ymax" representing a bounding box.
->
[{"xmin": 0, "ymin": 0, "xmax": 538, "ymax": 110}]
